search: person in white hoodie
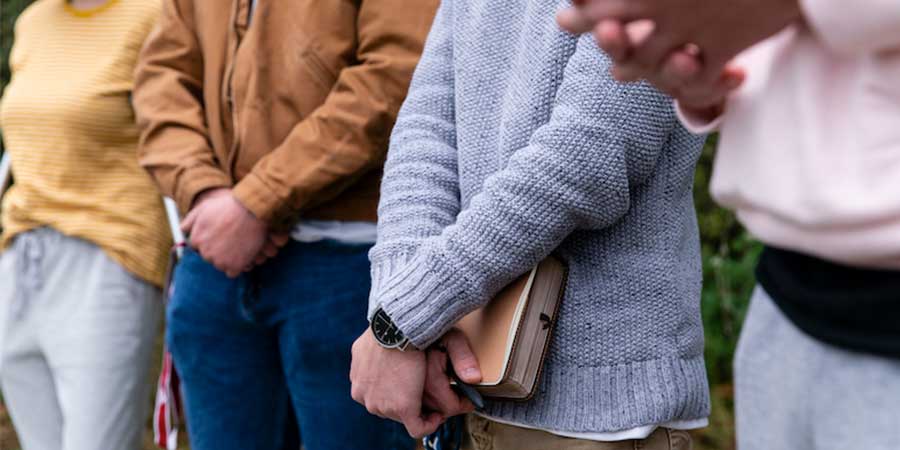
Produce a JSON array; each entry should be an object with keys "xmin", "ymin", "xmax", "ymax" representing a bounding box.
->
[{"xmin": 559, "ymin": 1, "xmax": 900, "ymax": 449}]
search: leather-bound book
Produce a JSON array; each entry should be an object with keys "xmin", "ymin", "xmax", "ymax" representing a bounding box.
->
[{"xmin": 454, "ymin": 256, "xmax": 567, "ymax": 400}]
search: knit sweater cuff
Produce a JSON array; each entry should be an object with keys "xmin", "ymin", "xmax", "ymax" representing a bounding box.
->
[
  {"xmin": 369, "ymin": 248, "xmax": 473, "ymax": 349},
  {"xmin": 368, "ymin": 252, "xmax": 414, "ymax": 319}
]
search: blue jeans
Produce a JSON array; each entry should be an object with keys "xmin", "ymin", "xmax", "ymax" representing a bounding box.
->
[{"xmin": 167, "ymin": 240, "xmax": 414, "ymax": 450}]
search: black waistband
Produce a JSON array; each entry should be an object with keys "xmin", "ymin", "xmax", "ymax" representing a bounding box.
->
[{"xmin": 756, "ymin": 246, "xmax": 900, "ymax": 358}]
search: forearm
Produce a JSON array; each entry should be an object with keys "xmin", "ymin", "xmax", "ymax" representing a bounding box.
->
[
  {"xmin": 366, "ymin": 0, "xmax": 461, "ymax": 317},
  {"xmin": 134, "ymin": 0, "xmax": 228, "ymax": 214}
]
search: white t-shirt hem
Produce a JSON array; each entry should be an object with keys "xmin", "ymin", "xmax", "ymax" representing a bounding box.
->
[{"xmin": 477, "ymin": 413, "xmax": 708, "ymax": 442}]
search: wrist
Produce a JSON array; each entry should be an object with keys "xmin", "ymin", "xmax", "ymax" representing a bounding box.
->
[
  {"xmin": 370, "ymin": 308, "xmax": 414, "ymax": 351},
  {"xmin": 192, "ymin": 187, "xmax": 231, "ymax": 208},
  {"xmin": 681, "ymin": 101, "xmax": 725, "ymax": 123}
]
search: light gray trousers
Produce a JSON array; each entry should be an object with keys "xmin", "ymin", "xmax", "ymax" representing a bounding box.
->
[
  {"xmin": 735, "ymin": 287, "xmax": 900, "ymax": 450},
  {"xmin": 0, "ymin": 228, "xmax": 161, "ymax": 450}
]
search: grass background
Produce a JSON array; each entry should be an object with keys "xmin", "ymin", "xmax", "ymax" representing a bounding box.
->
[{"xmin": 0, "ymin": 2, "xmax": 759, "ymax": 448}]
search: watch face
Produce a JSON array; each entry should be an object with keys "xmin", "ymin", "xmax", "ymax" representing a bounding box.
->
[{"xmin": 372, "ymin": 308, "xmax": 405, "ymax": 348}]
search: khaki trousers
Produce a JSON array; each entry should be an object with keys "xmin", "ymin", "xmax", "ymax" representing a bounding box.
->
[{"xmin": 462, "ymin": 415, "xmax": 693, "ymax": 450}]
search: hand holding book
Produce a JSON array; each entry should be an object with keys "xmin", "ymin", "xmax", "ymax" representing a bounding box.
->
[{"xmin": 422, "ymin": 329, "xmax": 483, "ymax": 416}]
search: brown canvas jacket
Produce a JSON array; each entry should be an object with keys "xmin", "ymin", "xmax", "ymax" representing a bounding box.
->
[{"xmin": 134, "ymin": 0, "xmax": 438, "ymax": 229}]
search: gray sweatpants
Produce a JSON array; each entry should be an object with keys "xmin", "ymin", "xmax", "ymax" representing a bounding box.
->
[
  {"xmin": 0, "ymin": 228, "xmax": 161, "ymax": 450},
  {"xmin": 735, "ymin": 287, "xmax": 900, "ymax": 450}
]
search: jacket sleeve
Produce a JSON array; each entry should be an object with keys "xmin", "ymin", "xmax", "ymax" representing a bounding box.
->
[
  {"xmin": 366, "ymin": 0, "xmax": 460, "ymax": 319},
  {"xmin": 134, "ymin": 0, "xmax": 231, "ymax": 215},
  {"xmin": 370, "ymin": 36, "xmax": 700, "ymax": 349},
  {"xmin": 231, "ymin": 0, "xmax": 439, "ymax": 227},
  {"xmin": 801, "ymin": 0, "xmax": 900, "ymax": 54}
]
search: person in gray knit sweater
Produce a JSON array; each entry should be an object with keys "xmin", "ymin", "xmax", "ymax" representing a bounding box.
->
[{"xmin": 350, "ymin": 0, "xmax": 710, "ymax": 447}]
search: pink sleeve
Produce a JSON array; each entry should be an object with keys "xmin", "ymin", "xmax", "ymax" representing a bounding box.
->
[{"xmin": 800, "ymin": 0, "xmax": 900, "ymax": 54}]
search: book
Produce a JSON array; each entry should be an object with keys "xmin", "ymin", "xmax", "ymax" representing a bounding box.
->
[{"xmin": 453, "ymin": 256, "xmax": 567, "ymax": 400}]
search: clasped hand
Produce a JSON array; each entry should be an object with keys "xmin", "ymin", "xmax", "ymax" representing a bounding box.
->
[
  {"xmin": 181, "ymin": 187, "xmax": 289, "ymax": 277},
  {"xmin": 557, "ymin": 0, "xmax": 803, "ymax": 120},
  {"xmin": 350, "ymin": 329, "xmax": 483, "ymax": 438}
]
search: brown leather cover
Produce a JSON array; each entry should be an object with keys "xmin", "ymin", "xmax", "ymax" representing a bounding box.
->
[{"xmin": 454, "ymin": 256, "xmax": 567, "ymax": 400}]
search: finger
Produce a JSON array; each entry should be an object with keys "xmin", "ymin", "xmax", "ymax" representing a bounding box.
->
[
  {"xmin": 210, "ymin": 258, "xmax": 228, "ymax": 275},
  {"xmin": 650, "ymin": 49, "xmax": 704, "ymax": 97},
  {"xmin": 444, "ymin": 330, "xmax": 482, "ymax": 384},
  {"xmin": 180, "ymin": 209, "xmax": 199, "ymax": 234},
  {"xmin": 269, "ymin": 233, "xmax": 290, "ymax": 247},
  {"xmin": 424, "ymin": 351, "xmax": 463, "ymax": 415},
  {"xmin": 660, "ymin": 49, "xmax": 702, "ymax": 86},
  {"xmin": 679, "ymin": 81, "xmax": 740, "ymax": 112},
  {"xmin": 623, "ymin": 19, "xmax": 655, "ymax": 47},
  {"xmin": 254, "ymin": 254, "xmax": 268, "ymax": 266},
  {"xmin": 403, "ymin": 412, "xmax": 444, "ymax": 439},
  {"xmin": 556, "ymin": 7, "xmax": 596, "ymax": 34},
  {"xmin": 458, "ymin": 397, "xmax": 476, "ymax": 414},
  {"xmin": 630, "ymin": 27, "xmax": 682, "ymax": 74},
  {"xmin": 224, "ymin": 265, "xmax": 241, "ymax": 278},
  {"xmin": 594, "ymin": 20, "xmax": 630, "ymax": 62},
  {"xmin": 580, "ymin": 0, "xmax": 642, "ymax": 23},
  {"xmin": 687, "ymin": 69, "xmax": 743, "ymax": 107},
  {"xmin": 263, "ymin": 242, "xmax": 278, "ymax": 259},
  {"xmin": 721, "ymin": 64, "xmax": 746, "ymax": 88},
  {"xmin": 694, "ymin": 53, "xmax": 734, "ymax": 86}
]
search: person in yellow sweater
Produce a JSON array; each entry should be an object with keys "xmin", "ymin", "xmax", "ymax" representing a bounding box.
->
[{"xmin": 0, "ymin": 0, "xmax": 168, "ymax": 449}]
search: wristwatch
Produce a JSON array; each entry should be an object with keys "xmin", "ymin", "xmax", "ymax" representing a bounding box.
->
[{"xmin": 370, "ymin": 307, "xmax": 411, "ymax": 351}]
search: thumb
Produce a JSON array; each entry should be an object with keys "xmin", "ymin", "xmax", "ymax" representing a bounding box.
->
[
  {"xmin": 445, "ymin": 329, "xmax": 482, "ymax": 384},
  {"xmin": 180, "ymin": 208, "xmax": 199, "ymax": 235}
]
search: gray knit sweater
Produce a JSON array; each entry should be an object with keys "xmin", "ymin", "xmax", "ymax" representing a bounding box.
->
[{"xmin": 368, "ymin": 0, "xmax": 710, "ymax": 434}]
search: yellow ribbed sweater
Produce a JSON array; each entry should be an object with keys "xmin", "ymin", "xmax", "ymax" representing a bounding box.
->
[{"xmin": 0, "ymin": 0, "xmax": 169, "ymax": 287}]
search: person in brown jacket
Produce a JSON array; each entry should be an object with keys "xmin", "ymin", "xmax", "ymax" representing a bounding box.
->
[{"xmin": 133, "ymin": 1, "xmax": 437, "ymax": 449}]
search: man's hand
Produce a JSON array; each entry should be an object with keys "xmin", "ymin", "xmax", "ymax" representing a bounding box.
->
[
  {"xmin": 423, "ymin": 329, "xmax": 482, "ymax": 418},
  {"xmin": 253, "ymin": 232, "xmax": 291, "ymax": 267},
  {"xmin": 350, "ymin": 330, "xmax": 443, "ymax": 438},
  {"xmin": 557, "ymin": 0, "xmax": 802, "ymax": 85},
  {"xmin": 181, "ymin": 188, "xmax": 269, "ymax": 278}
]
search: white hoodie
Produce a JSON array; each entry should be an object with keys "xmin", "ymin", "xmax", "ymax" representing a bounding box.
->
[{"xmin": 680, "ymin": 0, "xmax": 900, "ymax": 269}]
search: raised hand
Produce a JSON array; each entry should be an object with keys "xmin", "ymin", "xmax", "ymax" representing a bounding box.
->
[
  {"xmin": 558, "ymin": 0, "xmax": 801, "ymax": 82},
  {"xmin": 556, "ymin": 0, "xmax": 801, "ymax": 110}
]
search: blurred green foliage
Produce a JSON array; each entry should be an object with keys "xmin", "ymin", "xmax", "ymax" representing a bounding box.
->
[
  {"xmin": 2, "ymin": 0, "xmax": 35, "ymax": 156},
  {"xmin": 2, "ymin": 0, "xmax": 34, "ymax": 93},
  {"xmin": 694, "ymin": 135, "xmax": 761, "ymax": 385}
]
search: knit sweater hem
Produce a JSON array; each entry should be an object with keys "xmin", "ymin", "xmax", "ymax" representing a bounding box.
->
[{"xmin": 482, "ymin": 355, "xmax": 710, "ymax": 433}]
